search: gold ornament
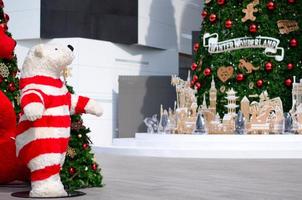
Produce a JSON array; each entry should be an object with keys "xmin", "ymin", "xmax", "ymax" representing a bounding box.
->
[
  {"xmin": 15, "ymin": 93, "xmax": 21, "ymax": 105},
  {"xmin": 241, "ymin": 0, "xmax": 259, "ymax": 23},
  {"xmin": 0, "ymin": 63, "xmax": 9, "ymax": 77},
  {"xmin": 277, "ymin": 20, "xmax": 299, "ymax": 34},
  {"xmin": 220, "ymin": 85, "xmax": 226, "ymax": 93},
  {"xmin": 62, "ymin": 67, "xmax": 72, "ymax": 82},
  {"xmin": 238, "ymin": 59, "xmax": 259, "ymax": 73},
  {"xmin": 217, "ymin": 66, "xmax": 234, "ymax": 83},
  {"xmin": 249, "ymin": 82, "xmax": 254, "ymax": 89},
  {"xmin": 67, "ymin": 146, "xmax": 76, "ymax": 158}
]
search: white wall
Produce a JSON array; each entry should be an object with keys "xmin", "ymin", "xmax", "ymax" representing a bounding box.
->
[
  {"xmin": 15, "ymin": 38, "xmax": 178, "ymax": 146},
  {"xmin": 5, "ymin": 0, "xmax": 40, "ymax": 39},
  {"xmin": 138, "ymin": 0, "xmax": 201, "ymax": 54}
]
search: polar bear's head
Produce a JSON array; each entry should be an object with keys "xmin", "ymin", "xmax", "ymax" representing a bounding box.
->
[{"xmin": 21, "ymin": 44, "xmax": 74, "ymax": 78}]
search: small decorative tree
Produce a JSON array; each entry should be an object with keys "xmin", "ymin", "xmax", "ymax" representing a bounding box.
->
[{"xmin": 60, "ymin": 85, "xmax": 103, "ymax": 191}]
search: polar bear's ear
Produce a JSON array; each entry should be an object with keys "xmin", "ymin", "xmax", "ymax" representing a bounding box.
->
[{"xmin": 34, "ymin": 44, "xmax": 44, "ymax": 58}]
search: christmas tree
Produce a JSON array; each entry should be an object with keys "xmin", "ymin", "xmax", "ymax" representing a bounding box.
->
[
  {"xmin": 192, "ymin": 0, "xmax": 302, "ymax": 116},
  {"xmin": 0, "ymin": 0, "xmax": 20, "ymax": 115},
  {"xmin": 60, "ymin": 85, "xmax": 103, "ymax": 191},
  {"xmin": 1, "ymin": 0, "xmax": 102, "ymax": 189}
]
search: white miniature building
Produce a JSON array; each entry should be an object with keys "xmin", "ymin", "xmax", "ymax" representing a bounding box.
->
[
  {"xmin": 291, "ymin": 76, "xmax": 302, "ymax": 113},
  {"xmin": 225, "ymin": 88, "xmax": 238, "ymax": 116},
  {"xmin": 240, "ymin": 96, "xmax": 250, "ymax": 120},
  {"xmin": 209, "ymin": 76, "xmax": 217, "ymax": 114},
  {"xmin": 201, "ymin": 94, "xmax": 208, "ymax": 110}
]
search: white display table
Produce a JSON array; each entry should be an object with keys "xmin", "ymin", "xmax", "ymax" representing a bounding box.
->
[{"xmin": 94, "ymin": 133, "xmax": 302, "ymax": 158}]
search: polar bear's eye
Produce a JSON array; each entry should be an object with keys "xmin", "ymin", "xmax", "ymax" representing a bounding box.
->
[{"xmin": 55, "ymin": 48, "xmax": 58, "ymax": 50}]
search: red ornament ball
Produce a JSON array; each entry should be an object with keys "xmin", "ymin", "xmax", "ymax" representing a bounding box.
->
[
  {"xmin": 0, "ymin": 23, "xmax": 8, "ymax": 31},
  {"xmin": 3, "ymin": 13, "xmax": 9, "ymax": 22},
  {"xmin": 236, "ymin": 73, "xmax": 244, "ymax": 82},
  {"xmin": 290, "ymin": 38, "xmax": 298, "ymax": 47},
  {"xmin": 288, "ymin": 0, "xmax": 295, "ymax": 4},
  {"xmin": 225, "ymin": 19, "xmax": 232, "ymax": 29},
  {"xmin": 201, "ymin": 10, "xmax": 208, "ymax": 18},
  {"xmin": 191, "ymin": 63, "xmax": 198, "ymax": 71},
  {"xmin": 256, "ymin": 79, "xmax": 263, "ymax": 88},
  {"xmin": 0, "ymin": 1, "xmax": 3, "ymax": 9},
  {"xmin": 190, "ymin": 80, "xmax": 195, "ymax": 87},
  {"xmin": 209, "ymin": 14, "xmax": 217, "ymax": 23},
  {"xmin": 266, "ymin": 1, "xmax": 276, "ymax": 10},
  {"xmin": 0, "ymin": 26, "xmax": 16, "ymax": 60},
  {"xmin": 249, "ymin": 23, "xmax": 257, "ymax": 33},
  {"xmin": 91, "ymin": 163, "xmax": 98, "ymax": 171},
  {"xmin": 192, "ymin": 75, "xmax": 199, "ymax": 82},
  {"xmin": 195, "ymin": 82, "xmax": 201, "ymax": 90},
  {"xmin": 69, "ymin": 167, "xmax": 76, "ymax": 175},
  {"xmin": 193, "ymin": 43, "xmax": 199, "ymax": 52},
  {"xmin": 203, "ymin": 68, "xmax": 212, "ymax": 76},
  {"xmin": 284, "ymin": 78, "xmax": 292, "ymax": 87},
  {"xmin": 287, "ymin": 63, "xmax": 294, "ymax": 70},
  {"xmin": 8, "ymin": 82, "xmax": 16, "ymax": 92},
  {"xmin": 265, "ymin": 62, "xmax": 273, "ymax": 72},
  {"xmin": 217, "ymin": 0, "xmax": 226, "ymax": 5},
  {"xmin": 82, "ymin": 143, "xmax": 89, "ymax": 150}
]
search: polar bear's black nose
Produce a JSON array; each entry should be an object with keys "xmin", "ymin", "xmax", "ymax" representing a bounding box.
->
[{"xmin": 67, "ymin": 45, "xmax": 74, "ymax": 51}]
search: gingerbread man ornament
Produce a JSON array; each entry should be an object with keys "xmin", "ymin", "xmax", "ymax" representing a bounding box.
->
[{"xmin": 242, "ymin": 0, "xmax": 259, "ymax": 23}]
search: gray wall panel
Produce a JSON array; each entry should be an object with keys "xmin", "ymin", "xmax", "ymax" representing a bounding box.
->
[{"xmin": 118, "ymin": 76, "xmax": 176, "ymax": 138}]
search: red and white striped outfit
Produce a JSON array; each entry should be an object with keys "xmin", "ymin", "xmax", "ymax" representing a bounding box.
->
[{"xmin": 16, "ymin": 75, "xmax": 91, "ymax": 195}]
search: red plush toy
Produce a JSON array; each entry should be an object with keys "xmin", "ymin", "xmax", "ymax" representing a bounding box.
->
[
  {"xmin": 0, "ymin": 90, "xmax": 29, "ymax": 184},
  {"xmin": 0, "ymin": 26, "xmax": 16, "ymax": 60}
]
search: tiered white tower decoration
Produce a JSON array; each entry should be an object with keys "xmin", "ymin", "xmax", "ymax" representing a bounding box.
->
[{"xmin": 225, "ymin": 88, "xmax": 238, "ymax": 116}]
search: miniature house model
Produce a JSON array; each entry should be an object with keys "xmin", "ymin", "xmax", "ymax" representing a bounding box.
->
[
  {"xmin": 290, "ymin": 76, "xmax": 302, "ymax": 114},
  {"xmin": 290, "ymin": 76, "xmax": 302, "ymax": 133}
]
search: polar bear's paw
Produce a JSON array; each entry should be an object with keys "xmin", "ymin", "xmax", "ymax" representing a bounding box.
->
[
  {"xmin": 24, "ymin": 103, "xmax": 44, "ymax": 121},
  {"xmin": 85, "ymin": 99, "xmax": 103, "ymax": 117}
]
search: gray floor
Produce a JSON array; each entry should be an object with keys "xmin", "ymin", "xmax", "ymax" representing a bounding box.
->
[{"xmin": 1, "ymin": 154, "xmax": 302, "ymax": 200}]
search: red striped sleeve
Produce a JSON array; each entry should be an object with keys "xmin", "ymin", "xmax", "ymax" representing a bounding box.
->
[
  {"xmin": 21, "ymin": 92, "xmax": 44, "ymax": 109},
  {"xmin": 16, "ymin": 116, "xmax": 71, "ymax": 136},
  {"xmin": 31, "ymin": 164, "xmax": 61, "ymax": 181},
  {"xmin": 18, "ymin": 138, "xmax": 69, "ymax": 165},
  {"xmin": 75, "ymin": 96, "xmax": 90, "ymax": 114},
  {"xmin": 20, "ymin": 76, "xmax": 63, "ymax": 89}
]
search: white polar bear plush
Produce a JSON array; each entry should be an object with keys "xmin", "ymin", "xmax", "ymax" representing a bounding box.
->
[{"xmin": 16, "ymin": 44, "xmax": 103, "ymax": 197}]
